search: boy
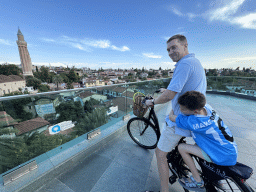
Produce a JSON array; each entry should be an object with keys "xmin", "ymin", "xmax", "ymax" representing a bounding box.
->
[{"xmin": 167, "ymin": 91, "xmax": 237, "ymax": 191}]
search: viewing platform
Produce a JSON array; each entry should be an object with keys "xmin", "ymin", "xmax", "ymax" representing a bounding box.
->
[{"xmin": 0, "ymin": 78, "xmax": 256, "ymax": 192}]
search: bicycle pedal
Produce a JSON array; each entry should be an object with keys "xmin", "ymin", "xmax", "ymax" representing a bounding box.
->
[{"xmin": 169, "ymin": 175, "xmax": 177, "ymax": 184}]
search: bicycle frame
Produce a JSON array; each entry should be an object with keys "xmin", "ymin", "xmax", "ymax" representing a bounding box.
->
[{"xmin": 144, "ymin": 106, "xmax": 161, "ymax": 136}]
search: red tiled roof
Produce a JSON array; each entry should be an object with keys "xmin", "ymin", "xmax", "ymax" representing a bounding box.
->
[
  {"xmin": 14, "ymin": 117, "xmax": 50, "ymax": 135},
  {"xmin": 0, "ymin": 75, "xmax": 24, "ymax": 83}
]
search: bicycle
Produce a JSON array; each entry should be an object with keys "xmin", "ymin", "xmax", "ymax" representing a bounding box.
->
[{"xmin": 127, "ymin": 91, "xmax": 255, "ymax": 192}]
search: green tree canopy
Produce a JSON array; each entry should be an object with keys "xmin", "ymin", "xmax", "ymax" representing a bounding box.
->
[
  {"xmin": 26, "ymin": 76, "xmax": 42, "ymax": 89},
  {"xmin": 67, "ymin": 68, "xmax": 79, "ymax": 83},
  {"xmin": 55, "ymin": 101, "xmax": 85, "ymax": 123},
  {"xmin": 38, "ymin": 84, "xmax": 50, "ymax": 92},
  {"xmin": 73, "ymin": 107, "xmax": 108, "ymax": 136},
  {"xmin": 0, "ymin": 64, "xmax": 22, "ymax": 76},
  {"xmin": 53, "ymin": 75, "xmax": 63, "ymax": 90}
]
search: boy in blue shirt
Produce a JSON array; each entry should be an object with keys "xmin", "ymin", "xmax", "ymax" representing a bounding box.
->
[{"xmin": 168, "ymin": 91, "xmax": 237, "ymax": 191}]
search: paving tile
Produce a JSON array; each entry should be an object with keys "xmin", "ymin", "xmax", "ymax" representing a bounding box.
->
[
  {"xmin": 90, "ymin": 161, "xmax": 148, "ymax": 192},
  {"xmin": 229, "ymin": 126, "xmax": 256, "ymax": 140},
  {"xmin": 36, "ymin": 178, "xmax": 74, "ymax": 192},
  {"xmin": 58, "ymin": 153, "xmax": 113, "ymax": 192},
  {"xmin": 114, "ymin": 144, "xmax": 155, "ymax": 175}
]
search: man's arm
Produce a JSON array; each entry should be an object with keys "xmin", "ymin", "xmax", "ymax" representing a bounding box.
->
[{"xmin": 146, "ymin": 89, "xmax": 177, "ymax": 106}]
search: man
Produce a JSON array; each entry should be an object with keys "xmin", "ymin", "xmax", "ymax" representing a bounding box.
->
[{"xmin": 145, "ymin": 34, "xmax": 206, "ymax": 192}]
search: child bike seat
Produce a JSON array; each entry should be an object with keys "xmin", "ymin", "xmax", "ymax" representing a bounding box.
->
[{"xmin": 226, "ymin": 162, "xmax": 253, "ymax": 180}]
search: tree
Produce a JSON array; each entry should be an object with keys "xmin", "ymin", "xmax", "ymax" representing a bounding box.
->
[
  {"xmin": 0, "ymin": 64, "xmax": 22, "ymax": 76},
  {"xmin": 34, "ymin": 66, "xmax": 51, "ymax": 83},
  {"xmin": 26, "ymin": 77, "xmax": 42, "ymax": 89},
  {"xmin": 67, "ymin": 68, "xmax": 79, "ymax": 83},
  {"xmin": 0, "ymin": 137, "xmax": 29, "ymax": 174},
  {"xmin": 73, "ymin": 107, "xmax": 108, "ymax": 136},
  {"xmin": 53, "ymin": 75, "xmax": 63, "ymax": 90},
  {"xmin": 55, "ymin": 101, "xmax": 85, "ymax": 123},
  {"xmin": 2, "ymin": 98, "xmax": 33, "ymax": 122},
  {"xmin": 38, "ymin": 84, "xmax": 50, "ymax": 92},
  {"xmin": 40, "ymin": 66, "xmax": 51, "ymax": 83},
  {"xmin": 66, "ymin": 81, "xmax": 74, "ymax": 89},
  {"xmin": 84, "ymin": 98, "xmax": 100, "ymax": 113}
]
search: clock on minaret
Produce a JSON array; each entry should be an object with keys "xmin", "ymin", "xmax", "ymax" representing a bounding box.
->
[{"xmin": 16, "ymin": 28, "xmax": 33, "ymax": 77}]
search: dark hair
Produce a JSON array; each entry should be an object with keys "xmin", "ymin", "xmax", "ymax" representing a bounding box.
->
[
  {"xmin": 167, "ymin": 34, "xmax": 187, "ymax": 44},
  {"xmin": 178, "ymin": 91, "xmax": 206, "ymax": 111}
]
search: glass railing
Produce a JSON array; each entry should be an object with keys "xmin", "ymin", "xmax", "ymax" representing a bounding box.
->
[
  {"xmin": 0, "ymin": 78, "xmax": 170, "ymax": 175},
  {"xmin": 207, "ymin": 76, "xmax": 256, "ymax": 97}
]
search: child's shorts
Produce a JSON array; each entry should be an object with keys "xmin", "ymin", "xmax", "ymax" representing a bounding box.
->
[{"xmin": 201, "ymin": 149, "xmax": 213, "ymax": 163}]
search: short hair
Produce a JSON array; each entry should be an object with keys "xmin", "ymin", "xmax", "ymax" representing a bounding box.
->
[
  {"xmin": 167, "ymin": 34, "xmax": 187, "ymax": 44},
  {"xmin": 178, "ymin": 91, "xmax": 206, "ymax": 111}
]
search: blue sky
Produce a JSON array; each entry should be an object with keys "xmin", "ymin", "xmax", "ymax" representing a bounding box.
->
[{"xmin": 1, "ymin": 0, "xmax": 256, "ymax": 70}]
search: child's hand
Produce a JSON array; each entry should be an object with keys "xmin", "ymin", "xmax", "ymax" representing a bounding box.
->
[{"xmin": 169, "ymin": 110, "xmax": 177, "ymax": 122}]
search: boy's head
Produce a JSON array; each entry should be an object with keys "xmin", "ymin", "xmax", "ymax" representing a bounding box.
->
[{"xmin": 178, "ymin": 91, "xmax": 206, "ymax": 115}]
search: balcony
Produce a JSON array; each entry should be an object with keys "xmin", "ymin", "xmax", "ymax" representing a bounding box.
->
[{"xmin": 0, "ymin": 78, "xmax": 255, "ymax": 191}]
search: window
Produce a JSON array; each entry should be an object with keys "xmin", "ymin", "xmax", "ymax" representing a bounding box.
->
[
  {"xmin": 8, "ymin": 89, "xmax": 10, "ymax": 93},
  {"xmin": 3, "ymin": 90, "xmax": 5, "ymax": 94}
]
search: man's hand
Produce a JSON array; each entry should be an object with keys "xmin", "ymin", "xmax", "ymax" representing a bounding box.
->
[
  {"xmin": 145, "ymin": 99, "xmax": 154, "ymax": 107},
  {"xmin": 159, "ymin": 88, "xmax": 166, "ymax": 93}
]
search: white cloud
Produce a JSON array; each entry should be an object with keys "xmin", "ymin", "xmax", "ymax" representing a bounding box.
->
[
  {"xmin": 41, "ymin": 38, "xmax": 56, "ymax": 42},
  {"xmin": 206, "ymin": 0, "xmax": 256, "ymax": 29},
  {"xmin": 82, "ymin": 39, "xmax": 111, "ymax": 48},
  {"xmin": 0, "ymin": 39, "xmax": 13, "ymax": 46},
  {"xmin": 32, "ymin": 62, "xmax": 67, "ymax": 67},
  {"xmin": 223, "ymin": 56, "xmax": 256, "ymax": 63},
  {"xmin": 207, "ymin": 0, "xmax": 245, "ymax": 21},
  {"xmin": 41, "ymin": 36, "xmax": 130, "ymax": 52},
  {"xmin": 169, "ymin": 6, "xmax": 199, "ymax": 21},
  {"xmin": 111, "ymin": 45, "xmax": 130, "ymax": 52},
  {"xmin": 169, "ymin": 1, "xmax": 256, "ymax": 29},
  {"xmin": 143, "ymin": 53, "xmax": 162, "ymax": 59},
  {"xmin": 232, "ymin": 13, "xmax": 256, "ymax": 29},
  {"xmin": 172, "ymin": 7, "xmax": 183, "ymax": 17}
]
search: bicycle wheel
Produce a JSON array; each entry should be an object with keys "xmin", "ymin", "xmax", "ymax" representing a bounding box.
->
[
  {"xmin": 208, "ymin": 178, "xmax": 255, "ymax": 192},
  {"xmin": 231, "ymin": 177, "xmax": 255, "ymax": 192},
  {"xmin": 127, "ymin": 117, "xmax": 159, "ymax": 149}
]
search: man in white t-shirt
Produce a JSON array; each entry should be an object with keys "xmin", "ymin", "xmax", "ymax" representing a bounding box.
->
[{"xmin": 145, "ymin": 34, "xmax": 206, "ymax": 192}]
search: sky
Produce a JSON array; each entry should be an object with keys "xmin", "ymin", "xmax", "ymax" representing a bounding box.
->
[{"xmin": 0, "ymin": 0, "xmax": 256, "ymax": 70}]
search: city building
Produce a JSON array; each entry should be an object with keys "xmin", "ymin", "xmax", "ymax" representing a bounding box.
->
[{"xmin": 0, "ymin": 75, "xmax": 26, "ymax": 96}]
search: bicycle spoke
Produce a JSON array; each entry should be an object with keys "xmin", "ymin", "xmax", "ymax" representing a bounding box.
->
[{"xmin": 128, "ymin": 118, "xmax": 158, "ymax": 148}]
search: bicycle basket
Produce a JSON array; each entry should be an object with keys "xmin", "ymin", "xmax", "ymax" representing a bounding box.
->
[{"xmin": 133, "ymin": 93, "xmax": 148, "ymax": 118}]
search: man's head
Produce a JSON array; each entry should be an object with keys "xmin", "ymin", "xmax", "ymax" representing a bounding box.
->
[
  {"xmin": 167, "ymin": 34, "xmax": 189, "ymax": 62},
  {"xmin": 178, "ymin": 91, "xmax": 206, "ymax": 115}
]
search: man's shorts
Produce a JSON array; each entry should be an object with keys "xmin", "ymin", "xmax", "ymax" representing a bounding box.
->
[{"xmin": 157, "ymin": 124, "xmax": 183, "ymax": 152}]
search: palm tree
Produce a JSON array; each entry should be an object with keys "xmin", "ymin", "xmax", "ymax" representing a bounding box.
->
[{"xmin": 53, "ymin": 75, "xmax": 63, "ymax": 90}]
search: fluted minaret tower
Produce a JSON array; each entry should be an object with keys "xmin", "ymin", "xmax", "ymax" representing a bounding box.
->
[{"xmin": 16, "ymin": 28, "xmax": 33, "ymax": 77}]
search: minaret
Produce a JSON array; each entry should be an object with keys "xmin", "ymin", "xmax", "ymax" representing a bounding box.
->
[{"xmin": 16, "ymin": 28, "xmax": 33, "ymax": 77}]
